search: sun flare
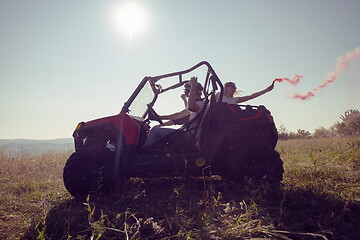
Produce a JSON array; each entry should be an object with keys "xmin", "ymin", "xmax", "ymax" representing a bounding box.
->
[{"xmin": 112, "ymin": 1, "xmax": 149, "ymax": 40}]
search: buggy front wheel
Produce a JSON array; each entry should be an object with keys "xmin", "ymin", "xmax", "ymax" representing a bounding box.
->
[{"xmin": 63, "ymin": 150, "xmax": 116, "ymax": 198}]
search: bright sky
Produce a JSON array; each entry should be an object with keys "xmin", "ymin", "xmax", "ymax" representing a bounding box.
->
[{"xmin": 1, "ymin": 0, "xmax": 359, "ymax": 139}]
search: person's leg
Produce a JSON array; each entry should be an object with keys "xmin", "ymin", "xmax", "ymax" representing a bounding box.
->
[{"xmin": 142, "ymin": 127, "xmax": 175, "ymax": 148}]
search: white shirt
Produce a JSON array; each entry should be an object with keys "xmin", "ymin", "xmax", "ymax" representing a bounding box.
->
[
  {"xmin": 189, "ymin": 100, "xmax": 205, "ymax": 121},
  {"xmin": 216, "ymin": 92, "xmax": 238, "ymax": 104},
  {"xmin": 188, "ymin": 100, "xmax": 206, "ymax": 141}
]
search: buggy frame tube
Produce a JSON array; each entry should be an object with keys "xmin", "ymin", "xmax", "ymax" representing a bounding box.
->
[{"xmin": 121, "ymin": 61, "xmax": 224, "ymax": 115}]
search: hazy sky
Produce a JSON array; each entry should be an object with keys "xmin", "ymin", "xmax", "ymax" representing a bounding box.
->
[{"xmin": 1, "ymin": 0, "xmax": 359, "ymax": 139}]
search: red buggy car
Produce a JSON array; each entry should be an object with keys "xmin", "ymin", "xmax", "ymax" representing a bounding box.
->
[{"xmin": 63, "ymin": 61, "xmax": 284, "ymax": 198}]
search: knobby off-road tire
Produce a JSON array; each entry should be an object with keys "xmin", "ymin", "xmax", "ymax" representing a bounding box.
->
[
  {"xmin": 224, "ymin": 145, "xmax": 284, "ymax": 184},
  {"xmin": 63, "ymin": 149, "xmax": 117, "ymax": 198}
]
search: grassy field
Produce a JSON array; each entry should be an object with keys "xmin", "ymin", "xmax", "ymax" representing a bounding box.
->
[{"xmin": 0, "ymin": 137, "xmax": 359, "ymax": 239}]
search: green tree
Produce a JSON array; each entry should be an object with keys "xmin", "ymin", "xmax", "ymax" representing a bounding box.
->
[
  {"xmin": 278, "ymin": 124, "xmax": 290, "ymax": 140},
  {"xmin": 314, "ymin": 127, "xmax": 334, "ymax": 138},
  {"xmin": 297, "ymin": 129, "xmax": 311, "ymax": 138},
  {"xmin": 333, "ymin": 109, "xmax": 360, "ymax": 136}
]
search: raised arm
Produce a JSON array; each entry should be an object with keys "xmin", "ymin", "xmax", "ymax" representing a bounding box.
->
[
  {"xmin": 181, "ymin": 94, "xmax": 188, "ymax": 107},
  {"xmin": 187, "ymin": 76, "xmax": 201, "ymax": 112},
  {"xmin": 236, "ymin": 82, "xmax": 274, "ymax": 103}
]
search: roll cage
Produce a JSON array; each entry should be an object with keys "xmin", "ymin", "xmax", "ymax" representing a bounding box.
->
[{"xmin": 121, "ymin": 61, "xmax": 224, "ymax": 119}]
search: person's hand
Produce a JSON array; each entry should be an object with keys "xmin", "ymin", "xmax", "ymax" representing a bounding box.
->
[
  {"xmin": 189, "ymin": 76, "xmax": 198, "ymax": 87},
  {"xmin": 181, "ymin": 93, "xmax": 187, "ymax": 100},
  {"xmin": 267, "ymin": 82, "xmax": 274, "ymax": 92}
]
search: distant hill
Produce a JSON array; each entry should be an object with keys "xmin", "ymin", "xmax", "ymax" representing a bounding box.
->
[{"xmin": 0, "ymin": 138, "xmax": 74, "ymax": 156}]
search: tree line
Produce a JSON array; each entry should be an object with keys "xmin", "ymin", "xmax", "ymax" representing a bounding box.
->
[{"xmin": 278, "ymin": 109, "xmax": 360, "ymax": 140}]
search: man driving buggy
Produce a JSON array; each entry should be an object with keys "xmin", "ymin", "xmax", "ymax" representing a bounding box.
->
[{"xmin": 142, "ymin": 76, "xmax": 204, "ymax": 150}]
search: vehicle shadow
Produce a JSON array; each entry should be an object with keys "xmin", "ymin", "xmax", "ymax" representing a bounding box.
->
[{"xmin": 23, "ymin": 177, "xmax": 360, "ymax": 240}]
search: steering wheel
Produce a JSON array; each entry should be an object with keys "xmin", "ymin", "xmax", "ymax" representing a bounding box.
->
[{"xmin": 147, "ymin": 104, "xmax": 163, "ymax": 125}]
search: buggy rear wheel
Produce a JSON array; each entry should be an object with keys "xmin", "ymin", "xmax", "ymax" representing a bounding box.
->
[{"xmin": 63, "ymin": 150, "xmax": 116, "ymax": 198}]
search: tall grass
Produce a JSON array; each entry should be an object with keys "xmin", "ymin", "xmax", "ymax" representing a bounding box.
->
[
  {"xmin": 278, "ymin": 137, "xmax": 360, "ymax": 200},
  {"xmin": 0, "ymin": 149, "xmax": 71, "ymax": 239},
  {"xmin": 1, "ymin": 137, "xmax": 359, "ymax": 239}
]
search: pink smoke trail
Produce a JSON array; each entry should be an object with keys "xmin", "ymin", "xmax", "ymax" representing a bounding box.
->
[
  {"xmin": 274, "ymin": 46, "xmax": 360, "ymax": 100},
  {"xmin": 274, "ymin": 74, "xmax": 303, "ymax": 85}
]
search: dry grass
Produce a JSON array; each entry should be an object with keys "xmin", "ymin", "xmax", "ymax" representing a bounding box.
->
[
  {"xmin": 278, "ymin": 137, "xmax": 360, "ymax": 200},
  {"xmin": 1, "ymin": 137, "xmax": 359, "ymax": 239},
  {"xmin": 0, "ymin": 150, "xmax": 71, "ymax": 239}
]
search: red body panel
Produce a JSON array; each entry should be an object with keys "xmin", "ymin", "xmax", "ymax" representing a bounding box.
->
[
  {"xmin": 235, "ymin": 110, "xmax": 263, "ymax": 122},
  {"xmin": 83, "ymin": 111, "xmax": 140, "ymax": 145}
]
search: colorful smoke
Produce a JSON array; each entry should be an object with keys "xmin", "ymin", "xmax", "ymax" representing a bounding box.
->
[
  {"xmin": 274, "ymin": 75, "xmax": 303, "ymax": 85},
  {"xmin": 274, "ymin": 46, "xmax": 360, "ymax": 100}
]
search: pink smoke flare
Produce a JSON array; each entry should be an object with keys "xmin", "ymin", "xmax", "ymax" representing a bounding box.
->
[
  {"xmin": 274, "ymin": 46, "xmax": 360, "ymax": 100},
  {"xmin": 274, "ymin": 74, "xmax": 303, "ymax": 85}
]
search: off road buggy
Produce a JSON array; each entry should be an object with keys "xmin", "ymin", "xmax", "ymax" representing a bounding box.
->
[{"xmin": 63, "ymin": 61, "xmax": 284, "ymax": 198}]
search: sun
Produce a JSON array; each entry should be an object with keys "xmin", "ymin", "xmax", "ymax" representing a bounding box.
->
[{"xmin": 112, "ymin": 1, "xmax": 149, "ymax": 41}]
